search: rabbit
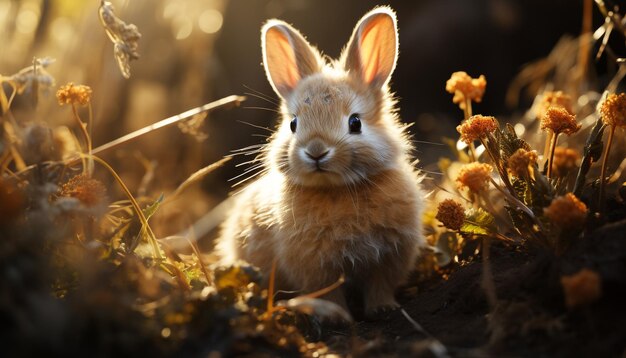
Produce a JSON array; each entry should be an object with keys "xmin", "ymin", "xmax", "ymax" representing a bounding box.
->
[{"xmin": 217, "ymin": 6, "xmax": 425, "ymax": 317}]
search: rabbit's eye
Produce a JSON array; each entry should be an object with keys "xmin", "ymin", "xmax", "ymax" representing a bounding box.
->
[
  {"xmin": 348, "ymin": 113, "xmax": 361, "ymax": 134},
  {"xmin": 290, "ymin": 116, "xmax": 297, "ymax": 133}
]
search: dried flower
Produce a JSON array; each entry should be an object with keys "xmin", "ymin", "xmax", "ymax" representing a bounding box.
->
[
  {"xmin": 59, "ymin": 174, "xmax": 107, "ymax": 207},
  {"xmin": 538, "ymin": 91, "xmax": 573, "ymax": 118},
  {"xmin": 456, "ymin": 115, "xmax": 498, "ymax": 144},
  {"xmin": 56, "ymin": 83, "xmax": 92, "ymax": 106},
  {"xmin": 9, "ymin": 57, "xmax": 56, "ymax": 97},
  {"xmin": 446, "ymin": 71, "xmax": 487, "ymax": 110},
  {"xmin": 552, "ymin": 147, "xmax": 580, "ymax": 177},
  {"xmin": 599, "ymin": 93, "xmax": 626, "ymax": 128},
  {"xmin": 540, "ymin": 107, "xmax": 581, "ymax": 135},
  {"xmin": 560, "ymin": 268, "xmax": 602, "ymax": 308},
  {"xmin": 543, "ymin": 193, "xmax": 587, "ymax": 228},
  {"xmin": 456, "ymin": 163, "xmax": 493, "ymax": 193},
  {"xmin": 507, "ymin": 148, "xmax": 538, "ymax": 178},
  {"xmin": 99, "ymin": 1, "xmax": 142, "ymax": 79},
  {"xmin": 436, "ymin": 199, "xmax": 465, "ymax": 231}
]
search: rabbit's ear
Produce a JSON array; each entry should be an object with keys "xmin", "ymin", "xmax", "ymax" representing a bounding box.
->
[
  {"xmin": 343, "ymin": 7, "xmax": 398, "ymax": 89},
  {"xmin": 262, "ymin": 20, "xmax": 322, "ymax": 99}
]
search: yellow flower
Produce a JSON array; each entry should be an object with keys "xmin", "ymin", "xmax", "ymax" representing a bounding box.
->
[
  {"xmin": 540, "ymin": 107, "xmax": 581, "ymax": 135},
  {"xmin": 446, "ymin": 71, "xmax": 487, "ymax": 110},
  {"xmin": 538, "ymin": 91, "xmax": 573, "ymax": 118},
  {"xmin": 456, "ymin": 163, "xmax": 493, "ymax": 193},
  {"xmin": 507, "ymin": 148, "xmax": 538, "ymax": 178},
  {"xmin": 59, "ymin": 174, "xmax": 107, "ymax": 207},
  {"xmin": 456, "ymin": 115, "xmax": 498, "ymax": 144},
  {"xmin": 543, "ymin": 193, "xmax": 587, "ymax": 228},
  {"xmin": 552, "ymin": 147, "xmax": 580, "ymax": 177},
  {"xmin": 599, "ymin": 93, "xmax": 626, "ymax": 128},
  {"xmin": 560, "ymin": 268, "xmax": 602, "ymax": 308},
  {"xmin": 56, "ymin": 82, "xmax": 92, "ymax": 106},
  {"xmin": 436, "ymin": 199, "xmax": 465, "ymax": 231}
]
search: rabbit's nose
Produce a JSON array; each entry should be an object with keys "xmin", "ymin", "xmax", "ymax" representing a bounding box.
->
[
  {"xmin": 305, "ymin": 141, "xmax": 330, "ymax": 161},
  {"xmin": 305, "ymin": 150, "xmax": 329, "ymax": 161}
]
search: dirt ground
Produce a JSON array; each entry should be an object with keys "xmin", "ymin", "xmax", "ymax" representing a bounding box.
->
[{"xmin": 320, "ymin": 217, "xmax": 626, "ymax": 357}]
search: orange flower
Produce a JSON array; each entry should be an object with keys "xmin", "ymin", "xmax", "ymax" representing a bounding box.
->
[
  {"xmin": 552, "ymin": 147, "xmax": 580, "ymax": 177},
  {"xmin": 436, "ymin": 199, "xmax": 465, "ymax": 231},
  {"xmin": 59, "ymin": 174, "xmax": 107, "ymax": 207},
  {"xmin": 599, "ymin": 93, "xmax": 626, "ymax": 128},
  {"xmin": 446, "ymin": 71, "xmax": 487, "ymax": 110},
  {"xmin": 456, "ymin": 163, "xmax": 493, "ymax": 193},
  {"xmin": 507, "ymin": 148, "xmax": 538, "ymax": 178},
  {"xmin": 561, "ymin": 268, "xmax": 602, "ymax": 308},
  {"xmin": 538, "ymin": 91, "xmax": 573, "ymax": 118},
  {"xmin": 456, "ymin": 115, "xmax": 498, "ymax": 144},
  {"xmin": 543, "ymin": 193, "xmax": 587, "ymax": 228},
  {"xmin": 56, "ymin": 83, "xmax": 92, "ymax": 106},
  {"xmin": 540, "ymin": 107, "xmax": 581, "ymax": 135}
]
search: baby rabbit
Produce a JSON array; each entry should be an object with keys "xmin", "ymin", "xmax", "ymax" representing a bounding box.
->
[{"xmin": 217, "ymin": 6, "xmax": 425, "ymax": 316}]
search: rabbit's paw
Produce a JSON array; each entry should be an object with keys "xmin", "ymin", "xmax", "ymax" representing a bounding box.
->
[{"xmin": 364, "ymin": 295, "xmax": 400, "ymax": 319}]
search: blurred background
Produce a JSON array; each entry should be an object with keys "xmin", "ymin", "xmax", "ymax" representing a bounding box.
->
[{"xmin": 0, "ymin": 0, "xmax": 604, "ymax": 241}]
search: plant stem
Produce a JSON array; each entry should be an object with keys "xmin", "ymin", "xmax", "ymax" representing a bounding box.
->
[
  {"xmin": 599, "ymin": 125, "xmax": 615, "ymax": 212},
  {"xmin": 546, "ymin": 131, "xmax": 559, "ymax": 179},
  {"xmin": 71, "ymin": 104, "xmax": 93, "ymax": 175},
  {"xmin": 479, "ymin": 137, "xmax": 516, "ymax": 197},
  {"xmin": 89, "ymin": 154, "xmax": 164, "ymax": 261},
  {"xmin": 463, "ymin": 96, "xmax": 477, "ymax": 161},
  {"xmin": 543, "ymin": 131, "xmax": 553, "ymax": 162},
  {"xmin": 468, "ymin": 142, "xmax": 477, "ymax": 162}
]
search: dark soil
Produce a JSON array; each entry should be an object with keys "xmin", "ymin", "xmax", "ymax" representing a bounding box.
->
[{"xmin": 322, "ymin": 219, "xmax": 626, "ymax": 357}]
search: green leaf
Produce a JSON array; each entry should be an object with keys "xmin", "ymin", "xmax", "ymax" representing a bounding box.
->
[
  {"xmin": 460, "ymin": 208, "xmax": 497, "ymax": 236},
  {"xmin": 114, "ymin": 195, "xmax": 164, "ymax": 255},
  {"xmin": 142, "ymin": 193, "xmax": 164, "ymax": 220},
  {"xmin": 499, "ymin": 123, "xmax": 531, "ymax": 161}
]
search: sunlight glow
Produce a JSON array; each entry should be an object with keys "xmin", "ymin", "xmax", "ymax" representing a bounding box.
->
[
  {"xmin": 514, "ymin": 123, "xmax": 525, "ymax": 137},
  {"xmin": 16, "ymin": 8, "xmax": 39, "ymax": 34},
  {"xmin": 198, "ymin": 9, "xmax": 223, "ymax": 34},
  {"xmin": 175, "ymin": 17, "xmax": 193, "ymax": 40},
  {"xmin": 50, "ymin": 17, "xmax": 73, "ymax": 44}
]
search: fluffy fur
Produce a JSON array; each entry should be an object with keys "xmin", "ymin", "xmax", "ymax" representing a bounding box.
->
[{"xmin": 217, "ymin": 6, "xmax": 425, "ymax": 316}]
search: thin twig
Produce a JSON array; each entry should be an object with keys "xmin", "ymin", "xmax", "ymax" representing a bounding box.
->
[
  {"xmin": 92, "ymin": 95, "xmax": 246, "ymax": 155},
  {"xmin": 89, "ymin": 154, "xmax": 163, "ymax": 260},
  {"xmin": 598, "ymin": 126, "xmax": 615, "ymax": 212},
  {"xmin": 546, "ymin": 132, "xmax": 559, "ymax": 179}
]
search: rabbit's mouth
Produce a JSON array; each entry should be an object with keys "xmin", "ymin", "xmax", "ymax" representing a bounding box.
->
[{"xmin": 296, "ymin": 167, "xmax": 346, "ymax": 187}]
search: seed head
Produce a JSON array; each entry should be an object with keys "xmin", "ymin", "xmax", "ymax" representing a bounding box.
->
[
  {"xmin": 456, "ymin": 163, "xmax": 493, "ymax": 193},
  {"xmin": 538, "ymin": 91, "xmax": 573, "ymax": 118},
  {"xmin": 56, "ymin": 83, "xmax": 92, "ymax": 106},
  {"xmin": 59, "ymin": 174, "xmax": 107, "ymax": 207},
  {"xmin": 543, "ymin": 193, "xmax": 587, "ymax": 228},
  {"xmin": 552, "ymin": 147, "xmax": 580, "ymax": 177},
  {"xmin": 507, "ymin": 148, "xmax": 538, "ymax": 178},
  {"xmin": 436, "ymin": 199, "xmax": 465, "ymax": 231},
  {"xmin": 446, "ymin": 71, "xmax": 487, "ymax": 110},
  {"xmin": 561, "ymin": 268, "xmax": 602, "ymax": 308},
  {"xmin": 600, "ymin": 93, "xmax": 626, "ymax": 128},
  {"xmin": 540, "ymin": 107, "xmax": 581, "ymax": 135},
  {"xmin": 456, "ymin": 115, "xmax": 498, "ymax": 144}
]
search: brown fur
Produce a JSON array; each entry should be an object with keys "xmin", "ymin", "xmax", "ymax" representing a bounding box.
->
[{"xmin": 217, "ymin": 7, "xmax": 424, "ymax": 316}]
